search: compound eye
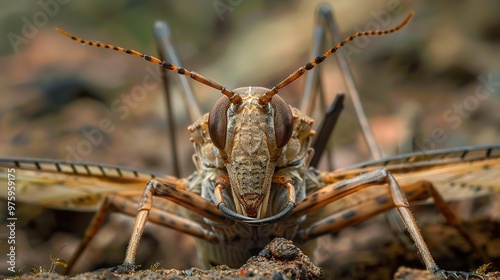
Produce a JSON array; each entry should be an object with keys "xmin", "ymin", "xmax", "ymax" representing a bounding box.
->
[
  {"xmin": 208, "ymin": 96, "xmax": 231, "ymax": 150},
  {"xmin": 269, "ymin": 95, "xmax": 293, "ymax": 148}
]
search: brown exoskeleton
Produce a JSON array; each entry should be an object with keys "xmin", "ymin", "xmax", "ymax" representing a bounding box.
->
[{"xmin": 1, "ymin": 4, "xmax": 498, "ymax": 279}]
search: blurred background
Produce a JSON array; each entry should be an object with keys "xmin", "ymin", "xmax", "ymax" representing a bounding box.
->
[{"xmin": 0, "ymin": 0, "xmax": 499, "ymax": 278}]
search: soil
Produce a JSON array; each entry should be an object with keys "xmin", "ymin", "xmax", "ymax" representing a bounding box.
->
[
  {"xmin": 11, "ymin": 238, "xmax": 323, "ymax": 280},
  {"xmin": 7, "ymin": 237, "xmax": 500, "ymax": 280}
]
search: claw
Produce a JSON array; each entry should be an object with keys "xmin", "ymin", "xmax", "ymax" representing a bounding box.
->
[{"xmin": 435, "ymin": 269, "xmax": 484, "ymax": 280}]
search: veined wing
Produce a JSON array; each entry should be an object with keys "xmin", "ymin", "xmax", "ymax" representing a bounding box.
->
[
  {"xmin": 0, "ymin": 158, "xmax": 184, "ymax": 211},
  {"xmin": 321, "ymin": 144, "xmax": 500, "ymax": 202},
  {"xmin": 3, "ymin": 145, "xmax": 498, "ymax": 213}
]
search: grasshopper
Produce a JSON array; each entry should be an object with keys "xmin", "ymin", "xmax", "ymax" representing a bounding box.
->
[{"xmin": 1, "ymin": 4, "xmax": 499, "ymax": 279}]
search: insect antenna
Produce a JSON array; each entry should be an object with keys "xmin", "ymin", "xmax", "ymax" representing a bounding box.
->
[
  {"xmin": 55, "ymin": 28, "xmax": 242, "ymax": 104},
  {"xmin": 258, "ymin": 12, "xmax": 414, "ymax": 105}
]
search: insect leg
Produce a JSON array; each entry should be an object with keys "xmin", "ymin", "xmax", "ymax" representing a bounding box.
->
[
  {"xmin": 299, "ymin": 3, "xmax": 329, "ymax": 116},
  {"xmin": 153, "ymin": 21, "xmax": 203, "ymax": 178},
  {"xmin": 114, "ymin": 178, "xmax": 228, "ymax": 273},
  {"xmin": 423, "ymin": 183, "xmax": 494, "ymax": 266},
  {"xmin": 311, "ymin": 2, "xmax": 425, "ymax": 252},
  {"xmin": 293, "ymin": 170, "xmax": 484, "ymax": 279},
  {"xmin": 300, "ymin": 4, "xmax": 351, "ymax": 170},
  {"xmin": 153, "ymin": 22, "xmax": 180, "ymax": 178},
  {"xmin": 153, "ymin": 21, "xmax": 202, "ymax": 124},
  {"xmin": 314, "ymin": 3, "xmax": 384, "ymax": 159},
  {"xmin": 292, "ymin": 169, "xmax": 389, "ymax": 218},
  {"xmin": 297, "ymin": 180, "xmax": 492, "ymax": 267},
  {"xmin": 65, "ymin": 179, "xmax": 221, "ymax": 274},
  {"xmin": 310, "ymin": 93, "xmax": 345, "ymax": 168},
  {"xmin": 296, "ymin": 180, "xmax": 431, "ymax": 241},
  {"xmin": 64, "ymin": 195, "xmax": 117, "ymax": 275},
  {"xmin": 385, "ymin": 173, "xmax": 483, "ymax": 279},
  {"xmin": 64, "ymin": 193, "xmax": 217, "ymax": 274}
]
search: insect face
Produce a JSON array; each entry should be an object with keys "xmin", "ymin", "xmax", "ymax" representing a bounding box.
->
[{"xmin": 208, "ymin": 86, "xmax": 293, "ymax": 218}]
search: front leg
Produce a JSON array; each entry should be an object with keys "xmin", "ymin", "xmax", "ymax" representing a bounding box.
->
[
  {"xmin": 294, "ymin": 169, "xmax": 484, "ymax": 279},
  {"xmin": 115, "ymin": 178, "xmax": 229, "ymax": 273}
]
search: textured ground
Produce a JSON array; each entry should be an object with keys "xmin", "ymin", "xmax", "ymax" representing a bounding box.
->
[
  {"xmin": 9, "ymin": 237, "xmax": 500, "ymax": 280},
  {"xmin": 11, "ymin": 238, "xmax": 323, "ymax": 280}
]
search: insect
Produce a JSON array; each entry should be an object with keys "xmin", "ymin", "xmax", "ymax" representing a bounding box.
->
[{"xmin": 1, "ymin": 4, "xmax": 499, "ymax": 279}]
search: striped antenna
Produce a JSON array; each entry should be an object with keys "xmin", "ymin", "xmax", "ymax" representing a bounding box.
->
[
  {"xmin": 57, "ymin": 12, "xmax": 412, "ymax": 106},
  {"xmin": 55, "ymin": 28, "xmax": 242, "ymax": 104},
  {"xmin": 258, "ymin": 12, "xmax": 414, "ymax": 105}
]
